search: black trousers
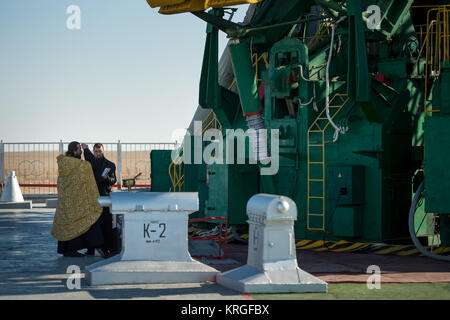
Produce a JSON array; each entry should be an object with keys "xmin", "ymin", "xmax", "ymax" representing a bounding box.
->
[
  {"xmin": 57, "ymin": 217, "xmax": 104, "ymax": 254},
  {"xmin": 99, "ymin": 207, "xmax": 114, "ymax": 252}
]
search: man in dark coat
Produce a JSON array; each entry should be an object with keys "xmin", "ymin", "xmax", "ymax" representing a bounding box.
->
[{"xmin": 81, "ymin": 143, "xmax": 117, "ymax": 257}]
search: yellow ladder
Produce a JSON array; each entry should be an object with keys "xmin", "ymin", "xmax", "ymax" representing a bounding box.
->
[
  {"xmin": 169, "ymin": 147, "xmax": 184, "ymax": 192},
  {"xmin": 307, "ymin": 93, "xmax": 349, "ymax": 231}
]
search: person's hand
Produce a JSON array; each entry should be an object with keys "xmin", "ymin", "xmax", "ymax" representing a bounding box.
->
[{"xmin": 81, "ymin": 143, "xmax": 88, "ymax": 150}]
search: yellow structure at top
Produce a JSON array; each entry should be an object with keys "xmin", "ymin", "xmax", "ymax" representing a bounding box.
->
[{"xmin": 146, "ymin": 0, "xmax": 263, "ymax": 14}]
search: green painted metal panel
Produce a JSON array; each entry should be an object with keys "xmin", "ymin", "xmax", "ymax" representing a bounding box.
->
[
  {"xmin": 150, "ymin": 150, "xmax": 174, "ymax": 192},
  {"xmin": 347, "ymin": 0, "xmax": 370, "ymax": 103},
  {"xmin": 433, "ymin": 62, "xmax": 450, "ymax": 115},
  {"xmin": 441, "ymin": 215, "xmax": 450, "ymax": 246},
  {"xmin": 205, "ymin": 162, "xmax": 259, "ymax": 224},
  {"xmin": 183, "ymin": 135, "xmax": 209, "ymax": 219},
  {"xmin": 173, "ymin": 0, "xmax": 450, "ymax": 245},
  {"xmin": 332, "ymin": 207, "xmax": 363, "ymax": 237},
  {"xmin": 424, "ymin": 116, "xmax": 450, "ymax": 214}
]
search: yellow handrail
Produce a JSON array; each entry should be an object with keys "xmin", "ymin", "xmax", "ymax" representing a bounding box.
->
[
  {"xmin": 424, "ymin": 5, "xmax": 450, "ymax": 116},
  {"xmin": 228, "ymin": 52, "xmax": 269, "ymax": 90},
  {"xmin": 307, "ymin": 22, "xmax": 331, "ymax": 49}
]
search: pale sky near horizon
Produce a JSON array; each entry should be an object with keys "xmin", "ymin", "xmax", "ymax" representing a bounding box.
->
[{"xmin": 0, "ymin": 1, "xmax": 248, "ymax": 143}]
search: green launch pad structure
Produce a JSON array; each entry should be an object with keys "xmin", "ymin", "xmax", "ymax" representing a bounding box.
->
[{"xmin": 148, "ymin": 0, "xmax": 450, "ymax": 249}]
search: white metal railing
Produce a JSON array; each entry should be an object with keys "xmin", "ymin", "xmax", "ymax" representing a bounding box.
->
[{"xmin": 0, "ymin": 140, "xmax": 176, "ymax": 194}]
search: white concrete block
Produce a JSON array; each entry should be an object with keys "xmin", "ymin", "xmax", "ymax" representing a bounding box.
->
[
  {"xmin": 217, "ymin": 265, "xmax": 327, "ymax": 293},
  {"xmin": 85, "ymin": 192, "xmax": 220, "ymax": 286},
  {"xmin": 216, "ymin": 194, "xmax": 327, "ymax": 293},
  {"xmin": 85, "ymin": 254, "xmax": 218, "ymax": 286}
]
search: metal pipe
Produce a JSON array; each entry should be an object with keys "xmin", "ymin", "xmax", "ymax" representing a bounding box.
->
[
  {"xmin": 228, "ymin": 39, "xmax": 263, "ymax": 116},
  {"xmin": 117, "ymin": 140, "xmax": 122, "ymax": 188},
  {"xmin": 228, "ymin": 39, "xmax": 276, "ymax": 193},
  {"xmin": 408, "ymin": 182, "xmax": 450, "ymax": 261},
  {"xmin": 325, "ymin": 16, "xmax": 347, "ymax": 142},
  {"xmin": 313, "ymin": 0, "xmax": 346, "ymax": 15},
  {"xmin": 98, "ymin": 196, "xmax": 112, "ymax": 208},
  {"xmin": 0, "ymin": 141, "xmax": 4, "ymax": 187},
  {"xmin": 240, "ymin": 15, "xmax": 331, "ymax": 37},
  {"xmin": 246, "ymin": 113, "xmax": 268, "ymax": 161}
]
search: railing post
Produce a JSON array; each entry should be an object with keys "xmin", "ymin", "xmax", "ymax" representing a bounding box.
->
[
  {"xmin": 59, "ymin": 140, "xmax": 64, "ymax": 155},
  {"xmin": 0, "ymin": 140, "xmax": 4, "ymax": 188},
  {"xmin": 117, "ymin": 140, "xmax": 122, "ymax": 188}
]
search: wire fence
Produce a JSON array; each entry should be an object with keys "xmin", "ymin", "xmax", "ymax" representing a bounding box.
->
[{"xmin": 0, "ymin": 140, "xmax": 176, "ymax": 194}]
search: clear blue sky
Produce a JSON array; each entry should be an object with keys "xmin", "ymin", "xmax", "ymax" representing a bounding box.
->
[{"xmin": 0, "ymin": 1, "xmax": 248, "ymax": 143}]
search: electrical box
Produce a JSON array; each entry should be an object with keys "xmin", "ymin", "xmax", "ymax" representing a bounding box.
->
[{"xmin": 327, "ymin": 165, "xmax": 365, "ymax": 206}]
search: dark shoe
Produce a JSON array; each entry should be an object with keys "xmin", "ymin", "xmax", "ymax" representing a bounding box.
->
[
  {"xmin": 97, "ymin": 248, "xmax": 118, "ymax": 259},
  {"xmin": 96, "ymin": 248, "xmax": 107, "ymax": 258},
  {"xmin": 105, "ymin": 250, "xmax": 120, "ymax": 259},
  {"xmin": 63, "ymin": 251, "xmax": 85, "ymax": 257}
]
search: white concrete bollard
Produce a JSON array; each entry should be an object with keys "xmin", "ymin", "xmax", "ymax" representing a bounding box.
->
[
  {"xmin": 0, "ymin": 171, "xmax": 32, "ymax": 209},
  {"xmin": 85, "ymin": 192, "xmax": 219, "ymax": 286},
  {"xmin": 216, "ymin": 193, "xmax": 327, "ymax": 293}
]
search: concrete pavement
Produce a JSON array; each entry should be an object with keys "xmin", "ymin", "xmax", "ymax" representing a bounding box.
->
[
  {"xmin": 0, "ymin": 204, "xmax": 246, "ymax": 300},
  {"xmin": 1, "ymin": 204, "xmax": 449, "ymax": 300}
]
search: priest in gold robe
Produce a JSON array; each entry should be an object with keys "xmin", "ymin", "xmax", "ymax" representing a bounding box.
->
[{"xmin": 51, "ymin": 141, "xmax": 104, "ymax": 257}]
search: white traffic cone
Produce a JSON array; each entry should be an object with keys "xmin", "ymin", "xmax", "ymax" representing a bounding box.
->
[
  {"xmin": 0, "ymin": 171, "xmax": 31, "ymax": 208},
  {"xmin": 0, "ymin": 171, "xmax": 24, "ymax": 202}
]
